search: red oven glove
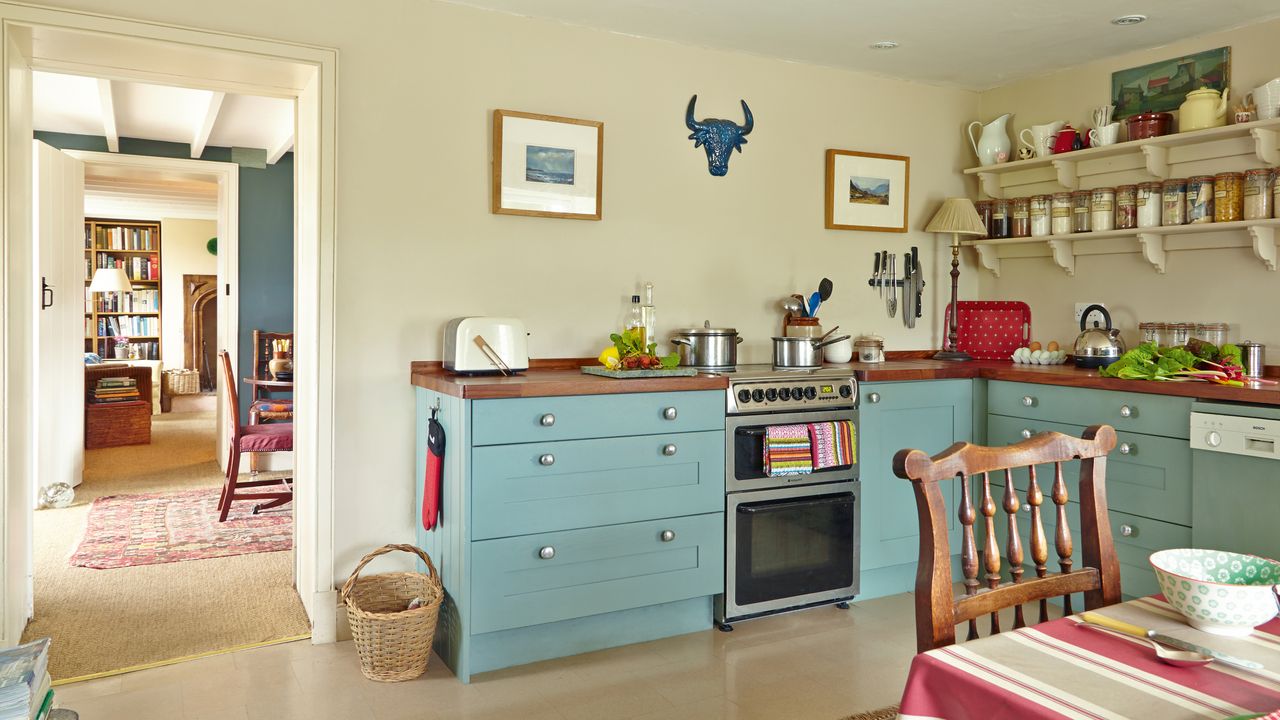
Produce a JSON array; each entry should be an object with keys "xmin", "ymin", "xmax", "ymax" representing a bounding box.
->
[{"xmin": 422, "ymin": 412, "xmax": 445, "ymax": 531}]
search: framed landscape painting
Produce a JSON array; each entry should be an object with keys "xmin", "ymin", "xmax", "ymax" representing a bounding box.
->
[
  {"xmin": 1111, "ymin": 47, "xmax": 1230, "ymax": 119},
  {"xmin": 825, "ymin": 149, "xmax": 909, "ymax": 232},
  {"xmin": 492, "ymin": 109, "xmax": 603, "ymax": 220}
]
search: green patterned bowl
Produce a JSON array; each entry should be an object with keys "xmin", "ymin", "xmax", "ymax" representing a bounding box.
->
[{"xmin": 1150, "ymin": 548, "xmax": 1280, "ymax": 637}]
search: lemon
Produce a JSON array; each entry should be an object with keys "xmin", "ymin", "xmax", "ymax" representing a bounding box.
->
[{"xmin": 598, "ymin": 346, "xmax": 621, "ymax": 369}]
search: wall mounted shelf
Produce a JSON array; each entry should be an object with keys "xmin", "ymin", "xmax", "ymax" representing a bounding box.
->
[
  {"xmin": 963, "ymin": 118, "xmax": 1280, "ymax": 198},
  {"xmin": 968, "ymin": 218, "xmax": 1280, "ymax": 277}
]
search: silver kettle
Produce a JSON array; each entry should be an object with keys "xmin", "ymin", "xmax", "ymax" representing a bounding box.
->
[{"xmin": 1073, "ymin": 304, "xmax": 1126, "ymax": 369}]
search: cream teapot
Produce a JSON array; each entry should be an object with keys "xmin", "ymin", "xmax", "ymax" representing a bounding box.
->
[{"xmin": 1179, "ymin": 87, "xmax": 1230, "ymax": 132}]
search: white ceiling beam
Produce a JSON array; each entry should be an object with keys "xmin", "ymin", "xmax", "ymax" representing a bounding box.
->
[
  {"xmin": 191, "ymin": 91, "xmax": 225, "ymax": 159},
  {"xmin": 266, "ymin": 131, "xmax": 293, "ymax": 165},
  {"xmin": 97, "ymin": 79, "xmax": 118, "ymax": 152}
]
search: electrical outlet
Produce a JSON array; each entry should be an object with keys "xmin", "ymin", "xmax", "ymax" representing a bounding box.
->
[{"xmin": 1075, "ymin": 302, "xmax": 1108, "ymax": 327}]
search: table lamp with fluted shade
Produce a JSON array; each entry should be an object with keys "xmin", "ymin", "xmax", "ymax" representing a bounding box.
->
[
  {"xmin": 88, "ymin": 267, "xmax": 131, "ymax": 294},
  {"xmin": 925, "ymin": 198, "xmax": 987, "ymax": 361}
]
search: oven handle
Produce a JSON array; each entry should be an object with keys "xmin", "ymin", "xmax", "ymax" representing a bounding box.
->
[{"xmin": 738, "ymin": 494, "xmax": 855, "ymax": 514}]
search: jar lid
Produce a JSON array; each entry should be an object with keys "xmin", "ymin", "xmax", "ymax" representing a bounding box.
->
[
  {"xmin": 1190, "ymin": 174, "xmax": 1215, "ymax": 182},
  {"xmin": 1195, "ymin": 322, "xmax": 1228, "ymax": 329},
  {"xmin": 1162, "ymin": 178, "xmax": 1187, "ymax": 186},
  {"xmin": 1246, "ymin": 168, "xmax": 1273, "ymax": 176},
  {"xmin": 1053, "ymin": 191, "xmax": 1073, "ymax": 199},
  {"xmin": 1072, "ymin": 189, "xmax": 1091, "ymax": 198},
  {"xmin": 1138, "ymin": 181, "xmax": 1163, "ymax": 188},
  {"xmin": 854, "ymin": 335, "xmax": 884, "ymax": 347},
  {"xmin": 1213, "ymin": 171, "xmax": 1242, "ymax": 179},
  {"xmin": 1116, "ymin": 184, "xmax": 1137, "ymax": 192}
]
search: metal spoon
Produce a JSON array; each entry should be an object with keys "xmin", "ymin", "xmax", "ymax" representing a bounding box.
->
[
  {"xmin": 1077, "ymin": 617, "xmax": 1213, "ymax": 668},
  {"xmin": 780, "ymin": 297, "xmax": 803, "ymax": 316}
]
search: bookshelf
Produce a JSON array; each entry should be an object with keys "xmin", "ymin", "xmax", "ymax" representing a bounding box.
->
[{"xmin": 84, "ymin": 218, "xmax": 163, "ymax": 359}]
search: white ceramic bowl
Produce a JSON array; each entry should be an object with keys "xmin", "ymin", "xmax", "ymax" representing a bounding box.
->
[
  {"xmin": 1150, "ymin": 548, "xmax": 1280, "ymax": 636},
  {"xmin": 823, "ymin": 338, "xmax": 853, "ymax": 364}
]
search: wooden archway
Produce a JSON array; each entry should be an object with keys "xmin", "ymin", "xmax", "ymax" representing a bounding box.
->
[{"xmin": 183, "ymin": 274, "xmax": 218, "ymax": 391}]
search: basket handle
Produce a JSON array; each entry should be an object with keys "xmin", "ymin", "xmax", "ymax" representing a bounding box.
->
[{"xmin": 339, "ymin": 543, "xmax": 440, "ymax": 605}]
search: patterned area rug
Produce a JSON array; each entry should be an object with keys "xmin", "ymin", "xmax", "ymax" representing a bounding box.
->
[
  {"xmin": 840, "ymin": 705, "xmax": 900, "ymax": 720},
  {"xmin": 70, "ymin": 488, "xmax": 291, "ymax": 569}
]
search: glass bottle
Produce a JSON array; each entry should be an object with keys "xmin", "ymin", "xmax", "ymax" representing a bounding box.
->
[
  {"xmin": 626, "ymin": 294, "xmax": 646, "ymax": 346},
  {"xmin": 640, "ymin": 282, "xmax": 656, "ymax": 349}
]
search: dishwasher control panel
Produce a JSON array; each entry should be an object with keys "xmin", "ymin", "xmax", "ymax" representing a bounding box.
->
[{"xmin": 1190, "ymin": 412, "xmax": 1280, "ymax": 460}]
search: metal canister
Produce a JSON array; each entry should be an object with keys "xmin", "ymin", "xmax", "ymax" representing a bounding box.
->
[
  {"xmin": 1239, "ymin": 341, "xmax": 1265, "ymax": 379},
  {"xmin": 1187, "ymin": 175, "xmax": 1215, "ymax": 224}
]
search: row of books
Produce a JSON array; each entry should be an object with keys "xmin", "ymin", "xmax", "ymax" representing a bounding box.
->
[
  {"xmin": 86, "ymin": 225, "xmax": 156, "ymax": 251},
  {"xmin": 91, "ymin": 254, "xmax": 159, "ymax": 281},
  {"xmin": 89, "ymin": 377, "xmax": 140, "ymax": 404},
  {"xmin": 93, "ymin": 315, "xmax": 158, "ymax": 337},
  {"xmin": 0, "ymin": 637, "xmax": 52, "ymax": 720},
  {"xmin": 85, "ymin": 289, "xmax": 159, "ymax": 314},
  {"xmin": 91, "ymin": 340, "xmax": 159, "ymax": 360}
]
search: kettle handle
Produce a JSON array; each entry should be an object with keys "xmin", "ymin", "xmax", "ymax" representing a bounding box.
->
[
  {"xmin": 1080, "ymin": 304, "xmax": 1112, "ymax": 331},
  {"xmin": 967, "ymin": 121, "xmax": 982, "ymax": 157}
]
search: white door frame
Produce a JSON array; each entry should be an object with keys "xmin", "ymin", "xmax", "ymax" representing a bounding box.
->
[
  {"xmin": 0, "ymin": 5, "xmax": 339, "ymax": 644},
  {"xmin": 65, "ymin": 150, "xmax": 240, "ymax": 463}
]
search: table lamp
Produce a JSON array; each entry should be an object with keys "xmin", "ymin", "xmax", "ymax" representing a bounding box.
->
[
  {"xmin": 925, "ymin": 198, "xmax": 987, "ymax": 361},
  {"xmin": 88, "ymin": 267, "xmax": 131, "ymax": 294}
]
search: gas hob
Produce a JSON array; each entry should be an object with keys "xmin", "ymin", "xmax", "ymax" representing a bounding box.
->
[{"xmin": 716, "ymin": 364, "xmax": 857, "ymax": 415}]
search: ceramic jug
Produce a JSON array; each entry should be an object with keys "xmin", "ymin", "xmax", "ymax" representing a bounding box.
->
[
  {"xmin": 1179, "ymin": 87, "xmax": 1230, "ymax": 132},
  {"xmin": 967, "ymin": 113, "xmax": 1012, "ymax": 166},
  {"xmin": 1250, "ymin": 78, "xmax": 1280, "ymax": 120},
  {"xmin": 1019, "ymin": 121, "xmax": 1064, "ymax": 158}
]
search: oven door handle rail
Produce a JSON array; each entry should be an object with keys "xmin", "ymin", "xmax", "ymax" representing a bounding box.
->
[{"xmin": 738, "ymin": 494, "xmax": 855, "ymax": 514}]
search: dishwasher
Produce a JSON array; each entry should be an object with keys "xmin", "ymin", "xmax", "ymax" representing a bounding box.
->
[{"xmin": 1190, "ymin": 401, "xmax": 1280, "ymax": 560}]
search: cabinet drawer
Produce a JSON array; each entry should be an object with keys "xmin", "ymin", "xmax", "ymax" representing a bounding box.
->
[
  {"xmin": 472, "ymin": 391, "xmax": 723, "ymax": 446},
  {"xmin": 470, "ymin": 513, "xmax": 723, "ymax": 634},
  {"xmin": 471, "ymin": 431, "xmax": 725, "ymax": 539},
  {"xmin": 989, "ymin": 381, "xmax": 1192, "ymax": 439},
  {"xmin": 987, "ymin": 415, "xmax": 1190, "ymax": 526}
]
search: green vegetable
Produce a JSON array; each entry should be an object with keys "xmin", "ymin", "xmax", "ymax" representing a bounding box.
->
[{"xmin": 1101, "ymin": 341, "xmax": 1244, "ymax": 386}]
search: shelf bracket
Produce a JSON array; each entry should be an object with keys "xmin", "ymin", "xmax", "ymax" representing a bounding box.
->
[
  {"xmin": 1251, "ymin": 128, "xmax": 1280, "ymax": 166},
  {"xmin": 972, "ymin": 243, "xmax": 1001, "ymax": 277},
  {"xmin": 1249, "ymin": 224, "xmax": 1277, "ymax": 271},
  {"xmin": 1050, "ymin": 159, "xmax": 1078, "ymax": 190},
  {"xmin": 1046, "ymin": 238, "xmax": 1076, "ymax": 276},
  {"xmin": 1141, "ymin": 145, "xmax": 1171, "ymax": 178},
  {"xmin": 977, "ymin": 171, "xmax": 1003, "ymax": 199},
  {"xmin": 1135, "ymin": 232, "xmax": 1167, "ymax": 273}
]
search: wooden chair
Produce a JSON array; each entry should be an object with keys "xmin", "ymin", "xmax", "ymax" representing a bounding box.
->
[
  {"xmin": 249, "ymin": 329, "xmax": 293, "ymax": 424},
  {"xmin": 218, "ymin": 350, "xmax": 293, "ymax": 522},
  {"xmin": 892, "ymin": 425, "xmax": 1122, "ymax": 653}
]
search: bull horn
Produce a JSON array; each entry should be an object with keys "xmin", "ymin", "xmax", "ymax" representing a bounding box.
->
[
  {"xmin": 685, "ymin": 95, "xmax": 705, "ymax": 132},
  {"xmin": 738, "ymin": 100, "xmax": 754, "ymax": 135}
]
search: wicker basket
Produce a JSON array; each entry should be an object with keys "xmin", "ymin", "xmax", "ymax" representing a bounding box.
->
[
  {"xmin": 340, "ymin": 544, "xmax": 443, "ymax": 682},
  {"xmin": 164, "ymin": 369, "xmax": 200, "ymax": 395}
]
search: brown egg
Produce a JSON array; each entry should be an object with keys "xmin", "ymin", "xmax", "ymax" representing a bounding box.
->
[
  {"xmin": 1028, "ymin": 341, "xmax": 1042, "ymax": 352},
  {"xmin": 1047, "ymin": 341, "xmax": 1060, "ymax": 352}
]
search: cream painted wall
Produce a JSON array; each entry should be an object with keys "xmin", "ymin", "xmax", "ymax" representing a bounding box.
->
[
  {"xmin": 158, "ymin": 218, "xmax": 216, "ymax": 369},
  {"xmin": 977, "ymin": 19, "xmax": 1280, "ymax": 361},
  {"xmin": 32, "ymin": 0, "xmax": 978, "ymax": 574}
]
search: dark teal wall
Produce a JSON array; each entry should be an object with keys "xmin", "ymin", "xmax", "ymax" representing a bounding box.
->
[{"xmin": 37, "ymin": 131, "xmax": 293, "ymax": 422}]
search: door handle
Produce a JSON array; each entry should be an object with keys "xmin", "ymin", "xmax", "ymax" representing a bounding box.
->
[{"xmin": 40, "ymin": 277, "xmax": 54, "ymax": 310}]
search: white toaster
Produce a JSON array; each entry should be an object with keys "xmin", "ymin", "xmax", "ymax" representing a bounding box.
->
[{"xmin": 443, "ymin": 317, "xmax": 530, "ymax": 375}]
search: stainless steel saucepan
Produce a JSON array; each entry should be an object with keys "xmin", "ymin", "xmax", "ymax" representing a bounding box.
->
[
  {"xmin": 671, "ymin": 321, "xmax": 742, "ymax": 371},
  {"xmin": 771, "ymin": 334, "xmax": 851, "ymax": 369}
]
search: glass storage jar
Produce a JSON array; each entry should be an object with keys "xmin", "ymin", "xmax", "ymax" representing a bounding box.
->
[
  {"xmin": 1010, "ymin": 197, "xmax": 1031, "ymax": 238},
  {"xmin": 1115, "ymin": 185, "xmax": 1137, "ymax": 230},
  {"xmin": 1090, "ymin": 187, "xmax": 1115, "ymax": 231},
  {"xmin": 1162, "ymin": 179, "xmax": 1187, "ymax": 226},
  {"xmin": 974, "ymin": 199, "xmax": 993, "ymax": 239},
  {"xmin": 1168, "ymin": 322, "xmax": 1193, "ymax": 346},
  {"xmin": 1244, "ymin": 168, "xmax": 1274, "ymax": 220},
  {"xmin": 1195, "ymin": 322, "xmax": 1229, "ymax": 347},
  {"xmin": 1187, "ymin": 175, "xmax": 1215, "ymax": 224},
  {"xmin": 1139, "ymin": 321, "xmax": 1168, "ymax": 347},
  {"xmin": 1214, "ymin": 172, "xmax": 1243, "ymax": 223},
  {"xmin": 1051, "ymin": 192, "xmax": 1073, "ymax": 235},
  {"xmin": 1030, "ymin": 194, "xmax": 1052, "ymax": 237},
  {"xmin": 1137, "ymin": 181, "xmax": 1162, "ymax": 227},
  {"xmin": 989, "ymin": 198, "xmax": 1011, "ymax": 239},
  {"xmin": 1071, "ymin": 190, "xmax": 1092, "ymax": 233}
]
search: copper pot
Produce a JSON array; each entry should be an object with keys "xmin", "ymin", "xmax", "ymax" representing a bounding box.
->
[{"xmin": 1126, "ymin": 111, "xmax": 1174, "ymax": 141}]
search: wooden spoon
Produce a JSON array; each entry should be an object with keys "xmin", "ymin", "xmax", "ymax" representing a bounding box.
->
[{"xmin": 1078, "ymin": 614, "xmax": 1213, "ymax": 668}]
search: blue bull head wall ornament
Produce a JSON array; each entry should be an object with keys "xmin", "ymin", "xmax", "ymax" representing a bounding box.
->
[{"xmin": 685, "ymin": 95, "xmax": 753, "ymax": 176}]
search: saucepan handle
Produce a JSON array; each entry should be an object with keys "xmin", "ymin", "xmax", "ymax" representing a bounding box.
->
[{"xmin": 670, "ymin": 338, "xmax": 692, "ymax": 346}]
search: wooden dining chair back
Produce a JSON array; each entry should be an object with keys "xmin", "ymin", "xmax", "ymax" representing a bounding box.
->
[
  {"xmin": 217, "ymin": 350, "xmax": 293, "ymax": 522},
  {"xmin": 893, "ymin": 424, "xmax": 1121, "ymax": 653},
  {"xmin": 250, "ymin": 329, "xmax": 293, "ymax": 423}
]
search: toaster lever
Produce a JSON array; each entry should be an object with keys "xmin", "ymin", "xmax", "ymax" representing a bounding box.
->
[{"xmin": 473, "ymin": 335, "xmax": 513, "ymax": 376}]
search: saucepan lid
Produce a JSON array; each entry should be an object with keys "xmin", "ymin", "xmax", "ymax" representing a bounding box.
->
[{"xmin": 673, "ymin": 320, "xmax": 737, "ymax": 336}]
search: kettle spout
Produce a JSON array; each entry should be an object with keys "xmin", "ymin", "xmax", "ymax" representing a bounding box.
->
[{"xmin": 1217, "ymin": 88, "xmax": 1231, "ymax": 119}]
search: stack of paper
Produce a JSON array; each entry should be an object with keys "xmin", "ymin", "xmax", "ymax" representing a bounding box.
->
[{"xmin": 0, "ymin": 638, "xmax": 51, "ymax": 720}]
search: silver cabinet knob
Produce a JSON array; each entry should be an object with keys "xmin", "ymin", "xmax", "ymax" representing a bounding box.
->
[
  {"xmin": 539, "ymin": 453, "xmax": 555, "ymax": 466},
  {"xmin": 660, "ymin": 530, "xmax": 676, "ymax": 542},
  {"xmin": 539, "ymin": 413, "xmax": 556, "ymax": 427},
  {"xmin": 868, "ymin": 392, "xmax": 881, "ymax": 404},
  {"xmin": 662, "ymin": 444, "xmax": 678, "ymax": 456},
  {"xmin": 538, "ymin": 546, "xmax": 555, "ymax": 559},
  {"xmin": 1119, "ymin": 405, "xmax": 1133, "ymax": 418},
  {"xmin": 1119, "ymin": 524, "xmax": 1137, "ymax": 538},
  {"xmin": 1021, "ymin": 429, "xmax": 1033, "ymax": 439},
  {"xmin": 1022, "ymin": 395, "xmax": 1035, "ymax": 407},
  {"xmin": 662, "ymin": 407, "xmax": 678, "ymax": 421},
  {"xmin": 1119, "ymin": 442, "xmax": 1134, "ymax": 455}
]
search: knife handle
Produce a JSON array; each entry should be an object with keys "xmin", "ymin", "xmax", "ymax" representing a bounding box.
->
[
  {"xmin": 873, "ymin": 252, "xmax": 881, "ymax": 282},
  {"xmin": 1080, "ymin": 612, "xmax": 1150, "ymax": 639}
]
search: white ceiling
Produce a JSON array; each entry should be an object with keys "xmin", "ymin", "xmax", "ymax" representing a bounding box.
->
[
  {"xmin": 82, "ymin": 165, "xmax": 219, "ymax": 221},
  {"xmin": 443, "ymin": 0, "xmax": 1280, "ymax": 89}
]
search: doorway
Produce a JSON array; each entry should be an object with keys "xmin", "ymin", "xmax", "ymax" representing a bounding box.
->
[
  {"xmin": 184, "ymin": 273, "xmax": 217, "ymax": 392},
  {"xmin": 0, "ymin": 3, "xmax": 340, "ymax": 661}
]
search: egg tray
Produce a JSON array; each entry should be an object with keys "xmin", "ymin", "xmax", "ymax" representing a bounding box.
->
[{"xmin": 1011, "ymin": 349, "xmax": 1068, "ymax": 365}]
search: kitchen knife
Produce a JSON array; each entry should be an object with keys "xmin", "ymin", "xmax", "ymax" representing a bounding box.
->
[
  {"xmin": 874, "ymin": 252, "xmax": 882, "ymax": 298},
  {"xmin": 903, "ymin": 248, "xmax": 916, "ymax": 328},
  {"xmin": 1079, "ymin": 612, "xmax": 1265, "ymax": 672},
  {"xmin": 912, "ymin": 246, "xmax": 924, "ymax": 320},
  {"xmin": 887, "ymin": 254, "xmax": 897, "ymax": 318}
]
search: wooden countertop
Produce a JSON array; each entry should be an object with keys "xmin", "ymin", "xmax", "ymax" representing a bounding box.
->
[{"xmin": 410, "ymin": 360, "xmax": 729, "ymax": 399}]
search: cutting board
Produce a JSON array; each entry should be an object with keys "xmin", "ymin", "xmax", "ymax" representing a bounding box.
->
[{"xmin": 581, "ymin": 366, "xmax": 699, "ymax": 379}]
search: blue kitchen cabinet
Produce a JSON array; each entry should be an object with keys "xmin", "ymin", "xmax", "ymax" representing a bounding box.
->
[{"xmin": 857, "ymin": 379, "xmax": 973, "ymax": 599}]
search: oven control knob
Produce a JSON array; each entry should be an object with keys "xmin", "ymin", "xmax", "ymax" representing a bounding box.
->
[
  {"xmin": 1206, "ymin": 430, "xmax": 1221, "ymax": 448},
  {"xmin": 751, "ymin": 389, "xmax": 765, "ymax": 403},
  {"xmin": 765, "ymin": 388, "xmax": 778, "ymax": 401},
  {"xmin": 792, "ymin": 386, "xmax": 804, "ymax": 400},
  {"xmin": 804, "ymin": 386, "xmax": 817, "ymax": 400},
  {"xmin": 839, "ymin": 385, "xmax": 852, "ymax": 398},
  {"xmin": 778, "ymin": 387, "xmax": 791, "ymax": 401},
  {"xmin": 737, "ymin": 389, "xmax": 751, "ymax": 404}
]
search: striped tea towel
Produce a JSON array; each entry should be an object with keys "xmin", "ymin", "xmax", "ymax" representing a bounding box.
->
[
  {"xmin": 763, "ymin": 424, "xmax": 812, "ymax": 476},
  {"xmin": 808, "ymin": 420, "xmax": 856, "ymax": 469}
]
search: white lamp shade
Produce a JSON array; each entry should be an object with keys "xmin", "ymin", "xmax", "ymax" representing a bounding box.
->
[
  {"xmin": 925, "ymin": 197, "xmax": 987, "ymax": 236},
  {"xmin": 88, "ymin": 267, "xmax": 131, "ymax": 293}
]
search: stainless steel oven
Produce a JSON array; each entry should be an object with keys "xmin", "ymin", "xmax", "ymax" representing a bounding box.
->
[{"xmin": 714, "ymin": 365, "xmax": 859, "ymax": 630}]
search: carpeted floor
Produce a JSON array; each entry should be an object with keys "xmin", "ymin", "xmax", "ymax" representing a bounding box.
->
[
  {"xmin": 22, "ymin": 410, "xmax": 310, "ymax": 681},
  {"xmin": 841, "ymin": 705, "xmax": 900, "ymax": 720}
]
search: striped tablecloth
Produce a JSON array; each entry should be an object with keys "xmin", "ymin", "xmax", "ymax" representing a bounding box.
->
[{"xmin": 898, "ymin": 596, "xmax": 1280, "ymax": 720}]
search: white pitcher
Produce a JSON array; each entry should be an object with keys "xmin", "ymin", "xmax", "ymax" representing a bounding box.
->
[
  {"xmin": 1252, "ymin": 78, "xmax": 1280, "ymax": 120},
  {"xmin": 968, "ymin": 114, "xmax": 1012, "ymax": 166},
  {"xmin": 1019, "ymin": 121, "xmax": 1065, "ymax": 159}
]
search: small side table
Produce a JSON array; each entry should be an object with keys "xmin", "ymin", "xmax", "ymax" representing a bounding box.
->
[{"xmin": 85, "ymin": 401, "xmax": 152, "ymax": 449}]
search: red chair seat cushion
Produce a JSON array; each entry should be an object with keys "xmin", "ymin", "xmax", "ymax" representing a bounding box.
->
[
  {"xmin": 239, "ymin": 422, "xmax": 293, "ymax": 453},
  {"xmin": 251, "ymin": 399, "xmax": 294, "ymax": 413}
]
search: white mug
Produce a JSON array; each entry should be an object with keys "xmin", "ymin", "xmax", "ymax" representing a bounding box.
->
[
  {"xmin": 1019, "ymin": 121, "xmax": 1065, "ymax": 158},
  {"xmin": 1088, "ymin": 122, "xmax": 1120, "ymax": 147}
]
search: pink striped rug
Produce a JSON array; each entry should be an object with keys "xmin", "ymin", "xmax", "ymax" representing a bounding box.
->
[{"xmin": 70, "ymin": 488, "xmax": 291, "ymax": 569}]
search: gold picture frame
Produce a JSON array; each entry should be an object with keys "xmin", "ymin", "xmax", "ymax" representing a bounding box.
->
[
  {"xmin": 492, "ymin": 109, "xmax": 603, "ymax": 220},
  {"xmin": 825, "ymin": 149, "xmax": 910, "ymax": 233}
]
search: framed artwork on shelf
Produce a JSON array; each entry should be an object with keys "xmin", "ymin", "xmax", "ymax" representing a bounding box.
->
[
  {"xmin": 491, "ymin": 109, "xmax": 603, "ymax": 220},
  {"xmin": 824, "ymin": 149, "xmax": 910, "ymax": 233},
  {"xmin": 1111, "ymin": 46, "xmax": 1230, "ymax": 119}
]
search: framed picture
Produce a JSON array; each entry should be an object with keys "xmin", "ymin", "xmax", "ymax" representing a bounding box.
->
[
  {"xmin": 492, "ymin": 109, "xmax": 603, "ymax": 220},
  {"xmin": 825, "ymin": 149, "xmax": 909, "ymax": 233},
  {"xmin": 1111, "ymin": 47, "xmax": 1230, "ymax": 120}
]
